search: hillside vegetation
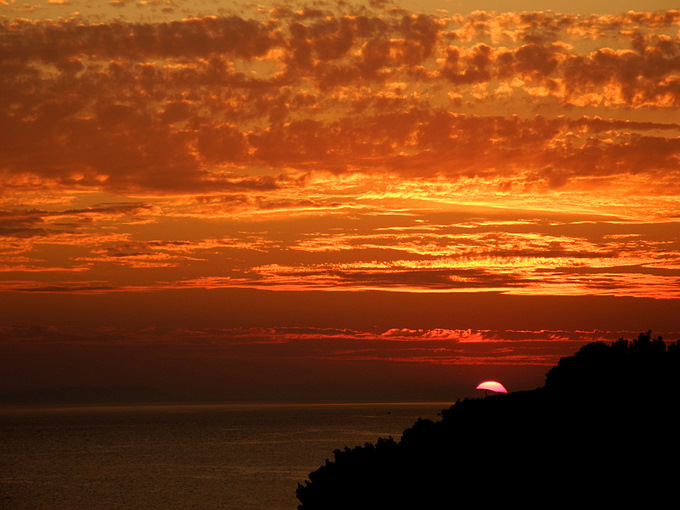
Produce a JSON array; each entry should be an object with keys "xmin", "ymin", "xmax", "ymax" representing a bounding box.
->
[{"xmin": 297, "ymin": 332, "xmax": 680, "ymax": 508}]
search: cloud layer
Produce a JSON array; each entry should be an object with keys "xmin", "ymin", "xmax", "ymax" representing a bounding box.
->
[
  {"xmin": 1, "ymin": 3, "xmax": 679, "ymax": 300},
  {"xmin": 2, "ymin": 7, "xmax": 679, "ymax": 194}
]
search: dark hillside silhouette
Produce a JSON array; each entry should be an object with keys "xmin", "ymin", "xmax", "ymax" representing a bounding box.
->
[
  {"xmin": 544, "ymin": 330, "xmax": 680, "ymax": 396},
  {"xmin": 297, "ymin": 332, "xmax": 680, "ymax": 508}
]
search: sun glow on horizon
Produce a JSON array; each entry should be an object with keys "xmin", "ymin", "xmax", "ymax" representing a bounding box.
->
[{"xmin": 1, "ymin": 0, "xmax": 679, "ymax": 400}]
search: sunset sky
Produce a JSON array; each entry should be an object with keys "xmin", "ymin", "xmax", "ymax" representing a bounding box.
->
[{"xmin": 1, "ymin": 0, "xmax": 679, "ymax": 402}]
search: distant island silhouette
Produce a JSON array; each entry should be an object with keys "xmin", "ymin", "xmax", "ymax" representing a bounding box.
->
[
  {"xmin": 297, "ymin": 331, "xmax": 680, "ymax": 508},
  {"xmin": 0, "ymin": 385, "xmax": 179, "ymax": 406}
]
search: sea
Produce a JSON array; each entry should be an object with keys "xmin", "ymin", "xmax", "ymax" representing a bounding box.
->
[{"xmin": 0, "ymin": 402, "xmax": 450, "ymax": 510}]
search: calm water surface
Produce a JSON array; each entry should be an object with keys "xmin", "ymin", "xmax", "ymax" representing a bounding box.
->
[{"xmin": 0, "ymin": 402, "xmax": 450, "ymax": 509}]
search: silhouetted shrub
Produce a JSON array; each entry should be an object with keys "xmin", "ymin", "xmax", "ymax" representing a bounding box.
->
[
  {"xmin": 297, "ymin": 332, "xmax": 680, "ymax": 509},
  {"xmin": 544, "ymin": 331, "xmax": 677, "ymax": 398}
]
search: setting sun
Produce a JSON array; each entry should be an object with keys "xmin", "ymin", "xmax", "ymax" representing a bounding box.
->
[
  {"xmin": 2, "ymin": 2, "xmax": 679, "ymax": 509},
  {"xmin": 476, "ymin": 381, "xmax": 508, "ymax": 393},
  {"xmin": 1, "ymin": 0, "xmax": 679, "ymax": 402}
]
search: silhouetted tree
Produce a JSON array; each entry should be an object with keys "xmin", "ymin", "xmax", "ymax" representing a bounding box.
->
[
  {"xmin": 297, "ymin": 332, "xmax": 680, "ymax": 509},
  {"xmin": 544, "ymin": 330, "xmax": 679, "ymax": 399}
]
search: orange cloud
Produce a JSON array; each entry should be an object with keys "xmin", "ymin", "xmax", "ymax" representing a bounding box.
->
[
  {"xmin": 1, "ymin": 3, "xmax": 679, "ymax": 303},
  {"xmin": 1, "ymin": 8, "xmax": 678, "ymax": 198}
]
